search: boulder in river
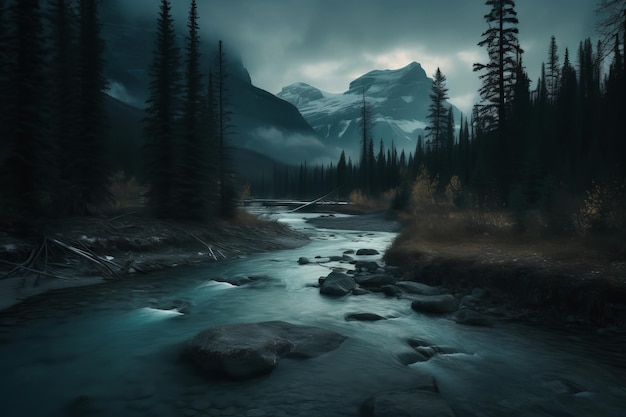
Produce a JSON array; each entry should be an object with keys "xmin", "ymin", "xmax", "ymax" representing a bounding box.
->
[
  {"xmin": 360, "ymin": 390, "xmax": 456, "ymax": 417},
  {"xmin": 320, "ymin": 271, "xmax": 356, "ymax": 296},
  {"xmin": 396, "ymin": 281, "xmax": 443, "ymax": 296},
  {"xmin": 411, "ymin": 294, "xmax": 459, "ymax": 314},
  {"xmin": 356, "ymin": 248, "xmax": 380, "ymax": 256},
  {"xmin": 297, "ymin": 257, "xmax": 310, "ymax": 265},
  {"xmin": 355, "ymin": 260, "xmax": 382, "ymax": 272},
  {"xmin": 345, "ymin": 312, "xmax": 387, "ymax": 321},
  {"xmin": 184, "ymin": 321, "xmax": 346, "ymax": 380},
  {"xmin": 381, "ymin": 284, "xmax": 402, "ymax": 296},
  {"xmin": 354, "ymin": 274, "xmax": 396, "ymax": 287}
]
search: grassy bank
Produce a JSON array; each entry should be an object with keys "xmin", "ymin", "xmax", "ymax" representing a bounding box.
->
[{"xmin": 384, "ymin": 211, "xmax": 626, "ymax": 328}]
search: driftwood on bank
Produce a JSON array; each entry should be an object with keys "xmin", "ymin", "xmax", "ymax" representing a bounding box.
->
[{"xmin": 0, "ymin": 237, "xmax": 126, "ymax": 283}]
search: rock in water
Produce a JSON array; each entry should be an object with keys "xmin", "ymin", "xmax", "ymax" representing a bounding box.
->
[
  {"xmin": 319, "ymin": 271, "xmax": 356, "ymax": 296},
  {"xmin": 411, "ymin": 294, "xmax": 459, "ymax": 314},
  {"xmin": 396, "ymin": 281, "xmax": 443, "ymax": 296},
  {"xmin": 297, "ymin": 257, "xmax": 310, "ymax": 265},
  {"xmin": 356, "ymin": 248, "xmax": 380, "ymax": 255},
  {"xmin": 361, "ymin": 390, "xmax": 457, "ymax": 417},
  {"xmin": 345, "ymin": 312, "xmax": 387, "ymax": 321},
  {"xmin": 183, "ymin": 321, "xmax": 346, "ymax": 380}
]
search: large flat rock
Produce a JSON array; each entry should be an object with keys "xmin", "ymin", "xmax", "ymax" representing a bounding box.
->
[{"xmin": 184, "ymin": 321, "xmax": 346, "ymax": 379}]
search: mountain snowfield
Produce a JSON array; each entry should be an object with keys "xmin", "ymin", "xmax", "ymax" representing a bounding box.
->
[{"xmin": 278, "ymin": 62, "xmax": 460, "ymax": 158}]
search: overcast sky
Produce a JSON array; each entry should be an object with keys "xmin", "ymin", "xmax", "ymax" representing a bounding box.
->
[{"xmin": 118, "ymin": 0, "xmax": 599, "ymax": 115}]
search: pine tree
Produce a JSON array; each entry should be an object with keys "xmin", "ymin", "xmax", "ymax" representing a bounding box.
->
[
  {"xmin": 336, "ymin": 150, "xmax": 347, "ymax": 197},
  {"xmin": 473, "ymin": 0, "xmax": 522, "ymax": 204},
  {"xmin": 546, "ymin": 36, "xmax": 560, "ymax": 103},
  {"xmin": 358, "ymin": 90, "xmax": 374, "ymax": 194},
  {"xmin": 425, "ymin": 67, "xmax": 449, "ymax": 160},
  {"xmin": 0, "ymin": 0, "xmax": 10, "ymax": 153},
  {"xmin": 2, "ymin": 0, "xmax": 52, "ymax": 232},
  {"xmin": 215, "ymin": 40, "xmax": 237, "ymax": 218},
  {"xmin": 177, "ymin": 0, "xmax": 209, "ymax": 221},
  {"xmin": 47, "ymin": 0, "xmax": 77, "ymax": 212},
  {"xmin": 367, "ymin": 137, "xmax": 376, "ymax": 194},
  {"xmin": 556, "ymin": 47, "xmax": 580, "ymax": 183},
  {"xmin": 376, "ymin": 140, "xmax": 387, "ymax": 190},
  {"xmin": 70, "ymin": 0, "xmax": 108, "ymax": 214},
  {"xmin": 143, "ymin": 0, "xmax": 181, "ymax": 218},
  {"xmin": 473, "ymin": 0, "xmax": 522, "ymax": 133}
]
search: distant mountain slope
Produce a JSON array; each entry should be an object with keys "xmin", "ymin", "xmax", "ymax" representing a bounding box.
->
[
  {"xmin": 100, "ymin": 6, "xmax": 331, "ymax": 166},
  {"xmin": 278, "ymin": 62, "xmax": 461, "ymax": 159},
  {"xmin": 103, "ymin": 94, "xmax": 293, "ymax": 193}
]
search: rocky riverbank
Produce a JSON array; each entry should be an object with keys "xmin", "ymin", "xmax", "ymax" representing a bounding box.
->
[
  {"xmin": 305, "ymin": 212, "xmax": 626, "ymax": 331},
  {"xmin": 0, "ymin": 212, "xmax": 309, "ymax": 311},
  {"xmin": 384, "ymin": 235, "xmax": 626, "ymax": 331}
]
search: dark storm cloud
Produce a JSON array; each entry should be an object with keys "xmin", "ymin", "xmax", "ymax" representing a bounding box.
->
[{"xmin": 115, "ymin": 0, "xmax": 597, "ymax": 113}]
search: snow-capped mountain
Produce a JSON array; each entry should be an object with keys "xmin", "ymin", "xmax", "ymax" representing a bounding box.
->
[{"xmin": 278, "ymin": 62, "xmax": 460, "ymax": 158}]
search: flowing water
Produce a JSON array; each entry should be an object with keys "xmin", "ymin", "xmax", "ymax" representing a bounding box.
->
[{"xmin": 0, "ymin": 211, "xmax": 625, "ymax": 417}]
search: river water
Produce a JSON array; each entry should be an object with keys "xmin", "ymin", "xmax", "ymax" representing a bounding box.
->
[{"xmin": 0, "ymin": 211, "xmax": 625, "ymax": 417}]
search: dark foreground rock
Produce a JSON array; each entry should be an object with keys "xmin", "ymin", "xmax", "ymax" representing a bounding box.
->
[
  {"xmin": 183, "ymin": 321, "xmax": 346, "ymax": 380},
  {"xmin": 411, "ymin": 294, "xmax": 459, "ymax": 314},
  {"xmin": 320, "ymin": 271, "xmax": 356, "ymax": 296},
  {"xmin": 361, "ymin": 390, "xmax": 456, "ymax": 417}
]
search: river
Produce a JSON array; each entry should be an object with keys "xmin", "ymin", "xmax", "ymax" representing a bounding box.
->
[{"xmin": 0, "ymin": 210, "xmax": 625, "ymax": 417}]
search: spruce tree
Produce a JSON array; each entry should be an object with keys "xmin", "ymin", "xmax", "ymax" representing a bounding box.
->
[
  {"xmin": 47, "ymin": 0, "xmax": 77, "ymax": 212},
  {"xmin": 215, "ymin": 40, "xmax": 237, "ymax": 218},
  {"xmin": 473, "ymin": 0, "xmax": 522, "ymax": 204},
  {"xmin": 70, "ymin": 0, "xmax": 108, "ymax": 214},
  {"xmin": 425, "ymin": 68, "xmax": 449, "ymax": 179},
  {"xmin": 546, "ymin": 36, "xmax": 560, "ymax": 103},
  {"xmin": 0, "ymin": 0, "xmax": 9, "ymax": 156},
  {"xmin": 473, "ymin": 0, "xmax": 522, "ymax": 133},
  {"xmin": 358, "ymin": 90, "xmax": 374, "ymax": 194},
  {"xmin": 2, "ymin": 0, "xmax": 52, "ymax": 232},
  {"xmin": 143, "ymin": 0, "xmax": 181, "ymax": 218},
  {"xmin": 556, "ymin": 48, "xmax": 580, "ymax": 183},
  {"xmin": 336, "ymin": 150, "xmax": 347, "ymax": 198},
  {"xmin": 178, "ymin": 0, "xmax": 208, "ymax": 221}
]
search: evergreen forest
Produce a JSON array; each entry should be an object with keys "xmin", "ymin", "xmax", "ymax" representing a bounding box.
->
[{"xmin": 0, "ymin": 0, "xmax": 624, "ymax": 238}]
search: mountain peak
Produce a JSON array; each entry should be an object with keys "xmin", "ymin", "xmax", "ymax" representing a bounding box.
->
[
  {"xmin": 278, "ymin": 82, "xmax": 324, "ymax": 106},
  {"xmin": 347, "ymin": 61, "xmax": 428, "ymax": 96},
  {"xmin": 278, "ymin": 61, "xmax": 460, "ymax": 160}
]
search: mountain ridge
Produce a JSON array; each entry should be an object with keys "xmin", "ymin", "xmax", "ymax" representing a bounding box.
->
[{"xmin": 278, "ymin": 61, "xmax": 461, "ymax": 159}]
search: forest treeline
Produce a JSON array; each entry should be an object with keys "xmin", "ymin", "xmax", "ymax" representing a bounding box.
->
[
  {"xmin": 1, "ymin": 0, "xmax": 624, "ymax": 237},
  {"xmin": 256, "ymin": 0, "xmax": 625, "ymax": 235},
  {"xmin": 0, "ymin": 0, "xmax": 235, "ymax": 235}
]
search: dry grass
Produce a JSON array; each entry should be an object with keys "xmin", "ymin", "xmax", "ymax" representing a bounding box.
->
[{"xmin": 385, "ymin": 207, "xmax": 626, "ymax": 289}]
